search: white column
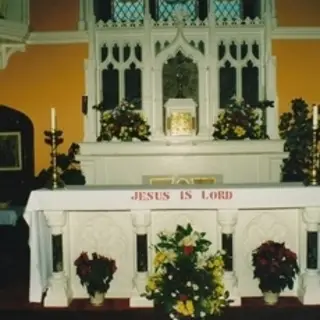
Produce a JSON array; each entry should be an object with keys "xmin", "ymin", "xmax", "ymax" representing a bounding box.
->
[
  {"xmin": 198, "ymin": 65, "xmax": 210, "ymax": 138},
  {"xmin": 298, "ymin": 207, "xmax": 320, "ymax": 305},
  {"xmin": 84, "ymin": 59, "xmax": 98, "ymax": 141},
  {"xmin": 21, "ymin": 0, "xmax": 29, "ymax": 24},
  {"xmin": 208, "ymin": 8, "xmax": 218, "ymax": 138},
  {"xmin": 217, "ymin": 209, "xmax": 241, "ymax": 306},
  {"xmin": 264, "ymin": 0, "xmax": 279, "ymax": 139},
  {"xmin": 142, "ymin": 14, "xmax": 153, "ymax": 133},
  {"xmin": 130, "ymin": 210, "xmax": 153, "ymax": 308},
  {"xmin": 84, "ymin": 12, "xmax": 98, "ymax": 142},
  {"xmin": 266, "ymin": 56, "xmax": 279, "ymax": 139},
  {"xmin": 44, "ymin": 211, "xmax": 70, "ymax": 307},
  {"xmin": 78, "ymin": 0, "xmax": 86, "ymax": 30},
  {"xmin": 152, "ymin": 67, "xmax": 165, "ymax": 139}
]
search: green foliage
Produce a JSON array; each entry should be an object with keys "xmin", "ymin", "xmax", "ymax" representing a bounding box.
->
[
  {"xmin": 35, "ymin": 143, "xmax": 85, "ymax": 188},
  {"xmin": 94, "ymin": 100, "xmax": 151, "ymax": 142},
  {"xmin": 74, "ymin": 252, "xmax": 117, "ymax": 297},
  {"xmin": 144, "ymin": 224, "xmax": 230, "ymax": 319},
  {"xmin": 279, "ymin": 98, "xmax": 319, "ymax": 182},
  {"xmin": 252, "ymin": 241, "xmax": 299, "ymax": 294},
  {"xmin": 213, "ymin": 98, "xmax": 274, "ymax": 140}
]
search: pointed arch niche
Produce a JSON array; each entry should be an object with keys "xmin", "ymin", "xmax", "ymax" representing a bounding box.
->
[{"xmin": 153, "ymin": 26, "xmax": 209, "ymax": 138}]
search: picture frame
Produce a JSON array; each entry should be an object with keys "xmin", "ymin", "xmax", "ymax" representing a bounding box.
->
[{"xmin": 0, "ymin": 132, "xmax": 22, "ymax": 171}]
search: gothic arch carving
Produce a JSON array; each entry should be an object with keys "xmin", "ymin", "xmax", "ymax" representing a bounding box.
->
[{"xmin": 155, "ymin": 24, "xmax": 205, "ymax": 71}]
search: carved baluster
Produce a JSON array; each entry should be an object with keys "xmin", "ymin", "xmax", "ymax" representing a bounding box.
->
[
  {"xmin": 44, "ymin": 211, "xmax": 70, "ymax": 307},
  {"xmin": 130, "ymin": 210, "xmax": 153, "ymax": 307},
  {"xmin": 217, "ymin": 209, "xmax": 241, "ymax": 306},
  {"xmin": 298, "ymin": 208, "xmax": 320, "ymax": 304}
]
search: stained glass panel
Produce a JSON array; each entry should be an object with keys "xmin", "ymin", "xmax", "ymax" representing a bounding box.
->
[
  {"xmin": 158, "ymin": 0, "xmax": 197, "ymax": 21},
  {"xmin": 213, "ymin": 0, "xmax": 241, "ymax": 20},
  {"xmin": 113, "ymin": 0, "xmax": 144, "ymax": 22}
]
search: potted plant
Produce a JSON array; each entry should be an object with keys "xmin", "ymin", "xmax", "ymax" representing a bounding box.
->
[
  {"xmin": 279, "ymin": 98, "xmax": 319, "ymax": 182},
  {"xmin": 252, "ymin": 240, "xmax": 300, "ymax": 305},
  {"xmin": 74, "ymin": 252, "xmax": 117, "ymax": 306},
  {"xmin": 143, "ymin": 224, "xmax": 230, "ymax": 319},
  {"xmin": 35, "ymin": 142, "xmax": 86, "ymax": 188},
  {"xmin": 213, "ymin": 98, "xmax": 274, "ymax": 140},
  {"xmin": 94, "ymin": 99, "xmax": 151, "ymax": 142}
]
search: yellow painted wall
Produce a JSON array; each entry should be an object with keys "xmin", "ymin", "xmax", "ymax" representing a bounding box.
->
[
  {"xmin": 273, "ymin": 40, "xmax": 320, "ymax": 115},
  {"xmin": 1, "ymin": 0, "xmax": 85, "ymax": 174},
  {"xmin": 272, "ymin": 0, "xmax": 320, "ymax": 114},
  {"xmin": 276, "ymin": 0, "xmax": 320, "ymax": 27},
  {"xmin": 0, "ymin": 44, "xmax": 87, "ymax": 174}
]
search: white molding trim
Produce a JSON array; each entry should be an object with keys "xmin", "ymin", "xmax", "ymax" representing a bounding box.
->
[
  {"xmin": 272, "ymin": 27, "xmax": 320, "ymax": 40},
  {"xmin": 26, "ymin": 31, "xmax": 88, "ymax": 45},
  {"xmin": 22, "ymin": 27, "xmax": 320, "ymax": 46}
]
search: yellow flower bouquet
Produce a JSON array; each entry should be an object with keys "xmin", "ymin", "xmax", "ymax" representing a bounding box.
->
[
  {"xmin": 94, "ymin": 100, "xmax": 151, "ymax": 142},
  {"xmin": 143, "ymin": 224, "xmax": 230, "ymax": 319},
  {"xmin": 212, "ymin": 98, "xmax": 273, "ymax": 140}
]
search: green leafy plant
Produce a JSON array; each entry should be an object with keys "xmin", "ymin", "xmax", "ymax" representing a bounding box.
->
[
  {"xmin": 252, "ymin": 241, "xmax": 299, "ymax": 294},
  {"xmin": 35, "ymin": 143, "xmax": 86, "ymax": 188},
  {"xmin": 94, "ymin": 100, "xmax": 151, "ymax": 142},
  {"xmin": 143, "ymin": 224, "xmax": 230, "ymax": 319},
  {"xmin": 74, "ymin": 252, "xmax": 117, "ymax": 297},
  {"xmin": 279, "ymin": 98, "xmax": 319, "ymax": 182},
  {"xmin": 213, "ymin": 98, "xmax": 274, "ymax": 140}
]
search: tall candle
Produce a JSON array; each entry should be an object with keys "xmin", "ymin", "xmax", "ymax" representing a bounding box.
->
[
  {"xmin": 313, "ymin": 104, "xmax": 318, "ymax": 129},
  {"xmin": 51, "ymin": 107, "xmax": 56, "ymax": 131}
]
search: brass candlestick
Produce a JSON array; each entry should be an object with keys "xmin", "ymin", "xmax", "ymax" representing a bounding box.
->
[
  {"xmin": 44, "ymin": 129, "xmax": 65, "ymax": 189},
  {"xmin": 308, "ymin": 127, "xmax": 319, "ymax": 186}
]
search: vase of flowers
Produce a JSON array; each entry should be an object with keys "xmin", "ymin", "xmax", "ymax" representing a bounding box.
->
[
  {"xmin": 212, "ymin": 98, "xmax": 273, "ymax": 140},
  {"xmin": 94, "ymin": 100, "xmax": 151, "ymax": 142},
  {"xmin": 143, "ymin": 223, "xmax": 230, "ymax": 319},
  {"xmin": 252, "ymin": 241, "xmax": 300, "ymax": 305},
  {"xmin": 74, "ymin": 252, "xmax": 117, "ymax": 306}
]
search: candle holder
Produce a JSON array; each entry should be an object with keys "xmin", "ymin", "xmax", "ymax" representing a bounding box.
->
[
  {"xmin": 306, "ymin": 127, "xmax": 319, "ymax": 186},
  {"xmin": 44, "ymin": 129, "xmax": 65, "ymax": 189}
]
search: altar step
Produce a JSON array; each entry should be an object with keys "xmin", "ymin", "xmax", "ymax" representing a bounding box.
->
[{"xmin": 0, "ymin": 298, "xmax": 320, "ymax": 320}]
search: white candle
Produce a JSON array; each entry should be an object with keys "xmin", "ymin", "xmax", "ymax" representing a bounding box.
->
[
  {"xmin": 313, "ymin": 104, "xmax": 318, "ymax": 129},
  {"xmin": 51, "ymin": 107, "xmax": 56, "ymax": 131}
]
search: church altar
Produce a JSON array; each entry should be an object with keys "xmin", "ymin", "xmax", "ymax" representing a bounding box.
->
[
  {"xmin": 78, "ymin": 140, "xmax": 286, "ymax": 185},
  {"xmin": 24, "ymin": 184, "xmax": 320, "ymax": 307}
]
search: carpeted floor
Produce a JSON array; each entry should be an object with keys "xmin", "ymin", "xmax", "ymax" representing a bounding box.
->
[{"xmin": 1, "ymin": 218, "xmax": 320, "ymax": 320}]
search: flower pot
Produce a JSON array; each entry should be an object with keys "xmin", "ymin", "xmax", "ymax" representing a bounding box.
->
[
  {"xmin": 90, "ymin": 292, "xmax": 105, "ymax": 306},
  {"xmin": 263, "ymin": 291, "xmax": 279, "ymax": 305}
]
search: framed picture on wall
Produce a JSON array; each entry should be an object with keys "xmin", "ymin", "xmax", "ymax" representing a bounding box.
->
[{"xmin": 0, "ymin": 132, "xmax": 22, "ymax": 171}]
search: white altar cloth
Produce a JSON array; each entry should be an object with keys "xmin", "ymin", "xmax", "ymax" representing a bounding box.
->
[{"xmin": 24, "ymin": 183, "xmax": 320, "ymax": 303}]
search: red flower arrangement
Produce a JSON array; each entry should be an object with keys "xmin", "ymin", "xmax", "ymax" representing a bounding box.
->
[
  {"xmin": 74, "ymin": 252, "xmax": 117, "ymax": 297},
  {"xmin": 252, "ymin": 241, "xmax": 300, "ymax": 294}
]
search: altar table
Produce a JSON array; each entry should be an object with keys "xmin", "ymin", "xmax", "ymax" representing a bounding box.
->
[{"xmin": 24, "ymin": 184, "xmax": 320, "ymax": 307}]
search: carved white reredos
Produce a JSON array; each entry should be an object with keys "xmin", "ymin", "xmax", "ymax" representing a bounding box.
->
[{"xmin": 155, "ymin": 23, "xmax": 205, "ymax": 72}]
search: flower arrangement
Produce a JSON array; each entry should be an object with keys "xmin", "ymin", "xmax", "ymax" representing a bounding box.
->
[
  {"xmin": 94, "ymin": 100, "xmax": 151, "ymax": 142},
  {"xmin": 212, "ymin": 98, "xmax": 274, "ymax": 140},
  {"xmin": 74, "ymin": 252, "xmax": 117, "ymax": 297},
  {"xmin": 252, "ymin": 241, "xmax": 300, "ymax": 294},
  {"xmin": 144, "ymin": 224, "xmax": 230, "ymax": 319}
]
